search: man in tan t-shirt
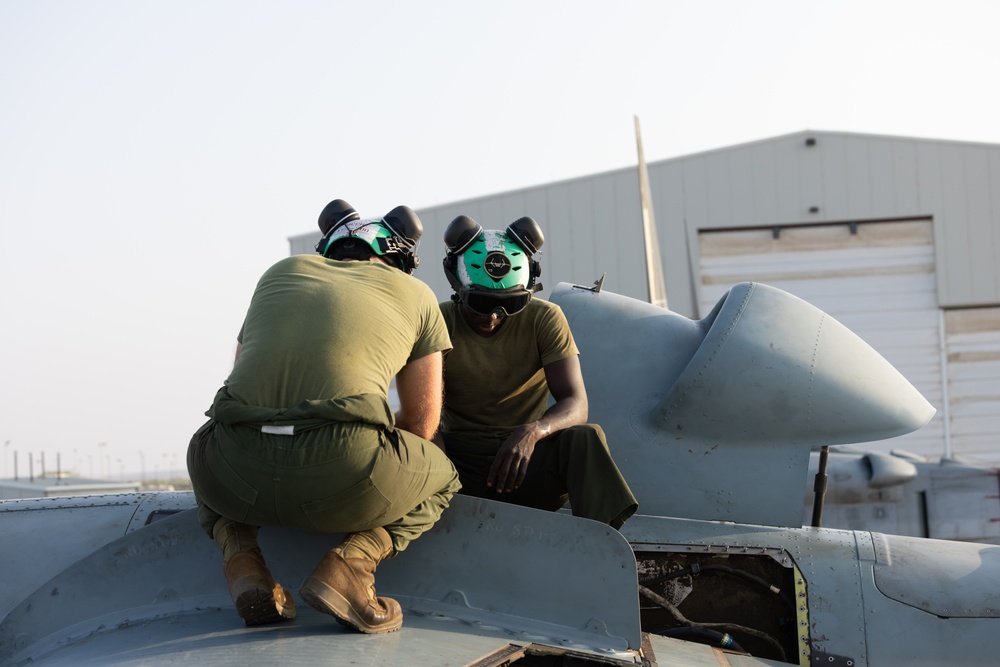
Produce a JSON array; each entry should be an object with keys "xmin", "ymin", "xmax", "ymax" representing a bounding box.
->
[
  {"xmin": 436, "ymin": 215, "xmax": 637, "ymax": 529},
  {"xmin": 188, "ymin": 200, "xmax": 460, "ymax": 634}
]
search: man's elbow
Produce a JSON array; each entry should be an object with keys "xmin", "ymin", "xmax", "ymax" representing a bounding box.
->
[{"xmin": 396, "ymin": 413, "xmax": 440, "ymax": 441}]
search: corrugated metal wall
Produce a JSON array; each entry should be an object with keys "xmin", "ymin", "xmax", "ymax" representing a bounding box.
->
[{"xmin": 647, "ymin": 131, "xmax": 1000, "ymax": 316}]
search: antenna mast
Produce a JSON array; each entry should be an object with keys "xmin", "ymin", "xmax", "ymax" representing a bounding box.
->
[{"xmin": 634, "ymin": 115, "xmax": 668, "ymax": 309}]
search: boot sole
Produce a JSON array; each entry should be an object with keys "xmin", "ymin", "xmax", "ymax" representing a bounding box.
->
[
  {"xmin": 235, "ymin": 585, "xmax": 296, "ymax": 626},
  {"xmin": 299, "ymin": 576, "xmax": 402, "ymax": 634}
]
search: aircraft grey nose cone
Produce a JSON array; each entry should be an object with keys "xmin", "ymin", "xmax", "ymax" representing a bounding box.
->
[{"xmin": 658, "ymin": 282, "xmax": 935, "ymax": 446}]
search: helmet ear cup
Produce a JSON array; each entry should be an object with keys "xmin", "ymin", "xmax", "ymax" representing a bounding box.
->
[
  {"xmin": 506, "ymin": 216, "xmax": 544, "ymax": 292},
  {"xmin": 443, "ymin": 215, "xmax": 483, "ymax": 291},
  {"xmin": 318, "ymin": 199, "xmax": 359, "ymax": 235},
  {"xmin": 506, "ymin": 216, "xmax": 544, "ymax": 256},
  {"xmin": 382, "ymin": 205, "xmax": 423, "ymax": 247},
  {"xmin": 444, "ymin": 215, "xmax": 483, "ymax": 256},
  {"xmin": 316, "ymin": 199, "xmax": 361, "ymax": 257},
  {"xmin": 376, "ymin": 205, "xmax": 422, "ymax": 274}
]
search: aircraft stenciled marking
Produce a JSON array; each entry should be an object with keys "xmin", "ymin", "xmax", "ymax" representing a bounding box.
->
[
  {"xmin": 510, "ymin": 524, "xmax": 546, "ymax": 541},
  {"xmin": 476, "ymin": 520, "xmax": 548, "ymax": 543}
]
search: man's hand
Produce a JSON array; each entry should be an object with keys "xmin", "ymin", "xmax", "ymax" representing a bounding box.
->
[
  {"xmin": 488, "ymin": 422, "xmax": 549, "ymax": 493},
  {"xmin": 486, "ymin": 356, "xmax": 588, "ymax": 493}
]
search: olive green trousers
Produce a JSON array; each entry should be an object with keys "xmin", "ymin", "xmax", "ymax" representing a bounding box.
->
[
  {"xmin": 442, "ymin": 424, "xmax": 637, "ymax": 529},
  {"xmin": 188, "ymin": 418, "xmax": 461, "ymax": 554}
]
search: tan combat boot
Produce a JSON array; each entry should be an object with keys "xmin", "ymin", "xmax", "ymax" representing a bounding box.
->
[
  {"xmin": 214, "ymin": 518, "xmax": 295, "ymax": 626},
  {"xmin": 299, "ymin": 526, "xmax": 401, "ymax": 634}
]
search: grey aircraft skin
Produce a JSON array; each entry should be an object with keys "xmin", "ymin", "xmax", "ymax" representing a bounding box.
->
[{"xmin": 3, "ymin": 280, "xmax": 999, "ymax": 667}]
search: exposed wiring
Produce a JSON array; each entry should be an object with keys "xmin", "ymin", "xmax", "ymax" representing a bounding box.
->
[
  {"xmin": 640, "ymin": 562, "xmax": 795, "ymax": 610},
  {"xmin": 660, "ymin": 626, "xmax": 747, "ymax": 654},
  {"xmin": 637, "ymin": 584, "xmax": 787, "ymax": 663}
]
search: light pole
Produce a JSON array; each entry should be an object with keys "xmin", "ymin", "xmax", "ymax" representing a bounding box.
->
[
  {"xmin": 3, "ymin": 441, "xmax": 9, "ymax": 479},
  {"xmin": 97, "ymin": 442, "xmax": 107, "ymax": 478}
]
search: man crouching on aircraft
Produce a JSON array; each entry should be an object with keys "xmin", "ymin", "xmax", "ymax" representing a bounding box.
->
[
  {"xmin": 187, "ymin": 199, "xmax": 460, "ymax": 633},
  {"xmin": 435, "ymin": 215, "xmax": 637, "ymax": 529}
]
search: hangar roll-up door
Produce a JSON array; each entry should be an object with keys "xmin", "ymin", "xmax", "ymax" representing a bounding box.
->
[
  {"xmin": 944, "ymin": 308, "xmax": 1000, "ymax": 464},
  {"xmin": 697, "ymin": 219, "xmax": 946, "ymax": 461}
]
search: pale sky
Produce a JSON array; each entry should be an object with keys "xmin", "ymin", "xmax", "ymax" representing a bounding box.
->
[{"xmin": 2, "ymin": 0, "xmax": 999, "ymax": 481}]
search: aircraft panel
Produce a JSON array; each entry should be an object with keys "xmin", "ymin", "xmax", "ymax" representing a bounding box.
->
[
  {"xmin": 871, "ymin": 533, "xmax": 1000, "ymax": 617},
  {"xmin": 6, "ymin": 610, "xmax": 523, "ymax": 667},
  {"xmin": 0, "ymin": 493, "xmax": 192, "ymax": 620},
  {"xmin": 0, "ymin": 495, "xmax": 641, "ymax": 665}
]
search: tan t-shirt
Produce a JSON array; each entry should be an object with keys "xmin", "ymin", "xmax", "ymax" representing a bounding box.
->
[
  {"xmin": 439, "ymin": 298, "xmax": 579, "ymax": 439},
  {"xmin": 225, "ymin": 255, "xmax": 450, "ymax": 412}
]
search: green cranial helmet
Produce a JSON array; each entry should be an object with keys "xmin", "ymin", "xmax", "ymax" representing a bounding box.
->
[
  {"xmin": 321, "ymin": 217, "xmax": 397, "ymax": 256},
  {"xmin": 443, "ymin": 216, "xmax": 544, "ymax": 316},
  {"xmin": 457, "ymin": 229, "xmax": 532, "ymax": 290},
  {"xmin": 315, "ymin": 200, "xmax": 423, "ymax": 273}
]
